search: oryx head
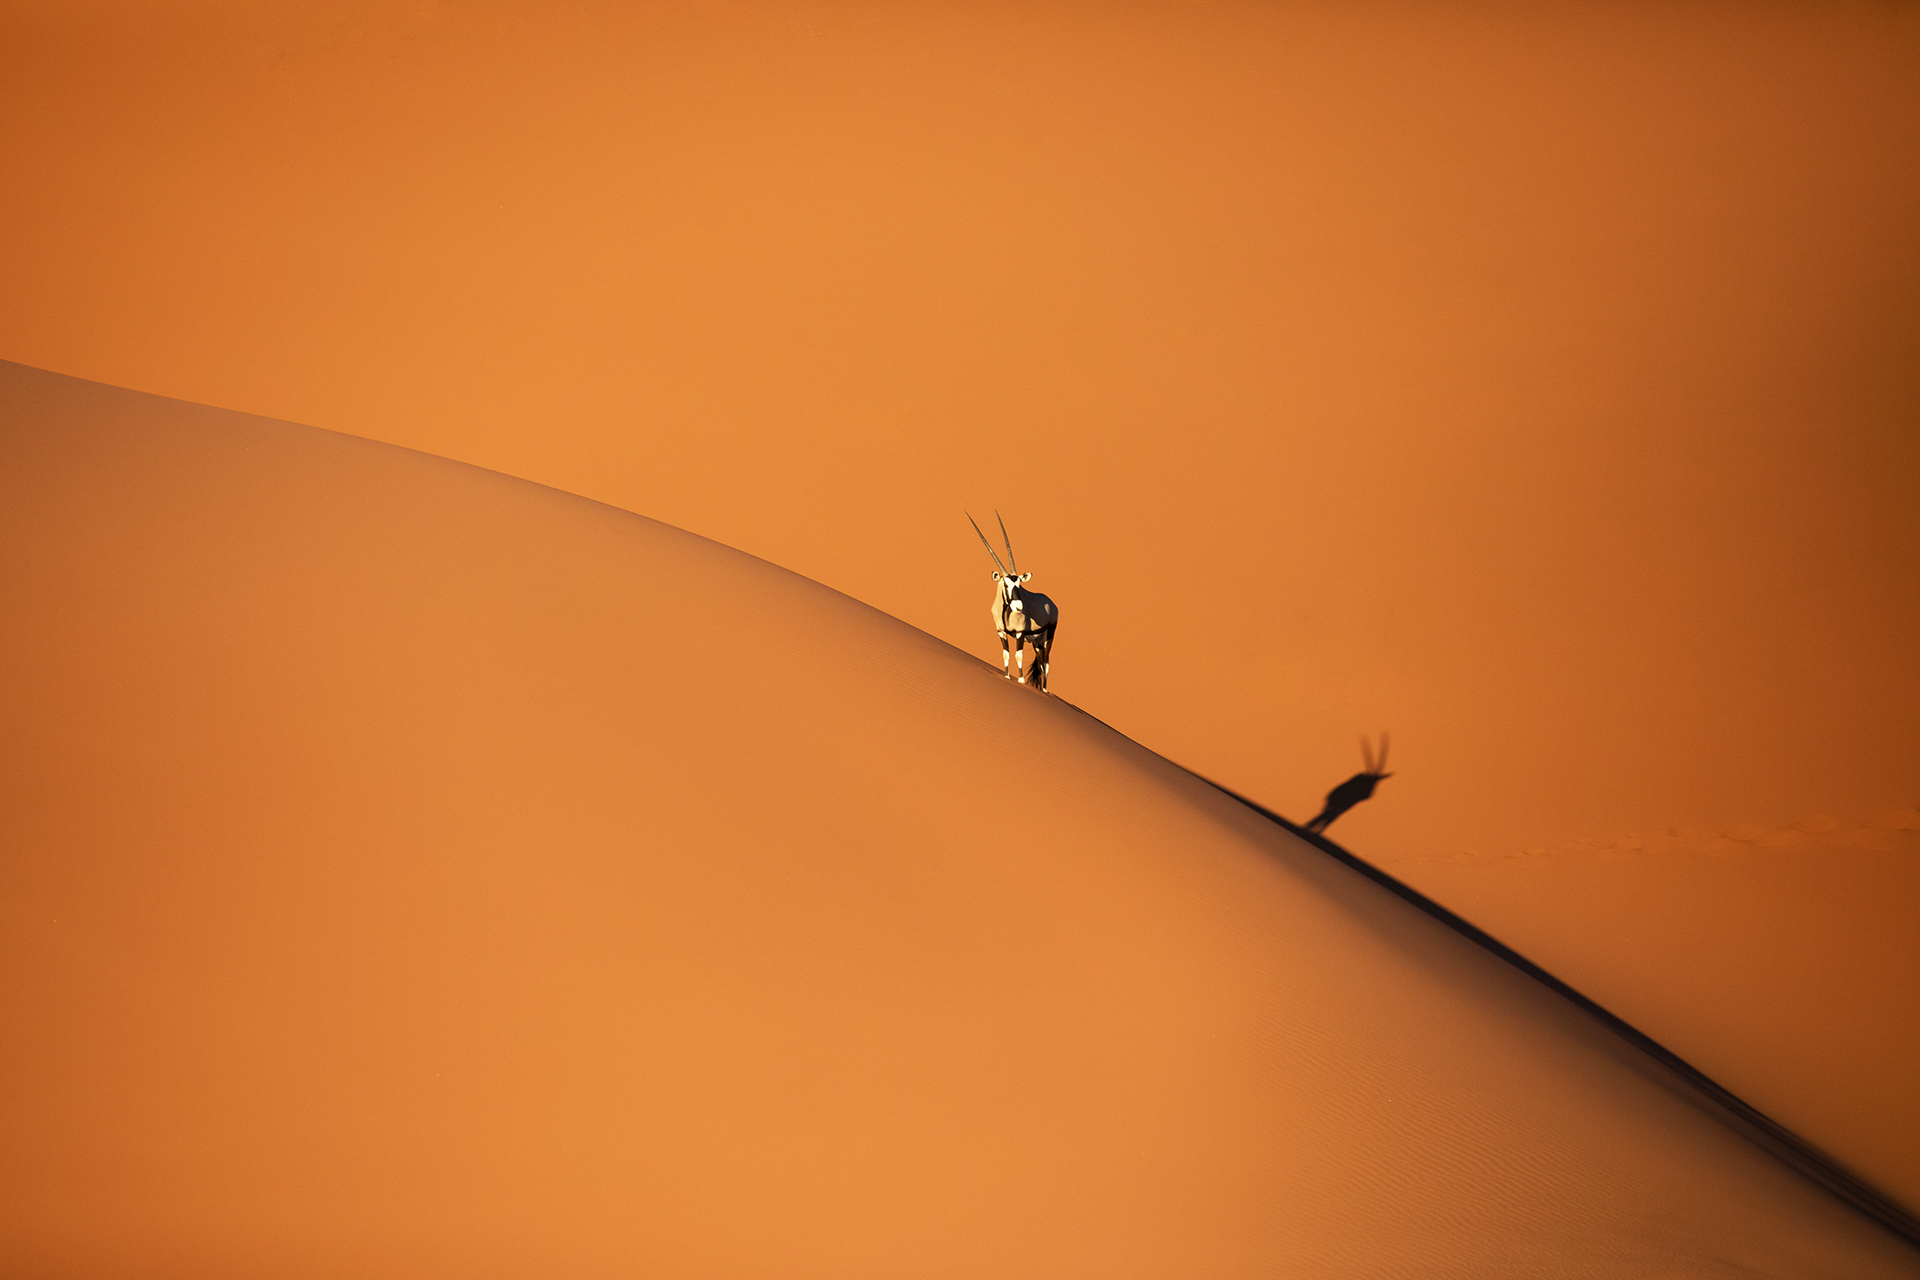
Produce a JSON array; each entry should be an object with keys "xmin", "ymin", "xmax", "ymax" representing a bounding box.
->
[{"xmin": 967, "ymin": 511, "xmax": 1032, "ymax": 602}]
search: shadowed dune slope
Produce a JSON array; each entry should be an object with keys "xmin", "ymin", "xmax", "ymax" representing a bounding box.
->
[{"xmin": 3, "ymin": 361, "xmax": 1915, "ymax": 1278}]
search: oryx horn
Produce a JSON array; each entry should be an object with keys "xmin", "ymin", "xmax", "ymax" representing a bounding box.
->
[
  {"xmin": 967, "ymin": 513, "xmax": 1008, "ymax": 575},
  {"xmin": 995, "ymin": 509, "xmax": 1019, "ymax": 574}
]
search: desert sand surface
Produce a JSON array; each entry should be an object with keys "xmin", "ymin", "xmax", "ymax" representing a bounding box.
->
[
  {"xmin": 4, "ymin": 0, "xmax": 1915, "ymax": 867},
  {"xmin": 5, "ymin": 0, "xmax": 1918, "ymax": 1269},
  {"xmin": 4, "ymin": 366, "xmax": 1917, "ymax": 1276},
  {"xmin": 1388, "ymin": 830, "xmax": 1920, "ymax": 1212},
  {"xmin": 5, "ymin": 0, "xmax": 1916, "ymax": 1094}
]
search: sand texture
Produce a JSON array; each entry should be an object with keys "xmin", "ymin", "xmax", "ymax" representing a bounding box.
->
[
  {"xmin": 7, "ymin": 2, "xmax": 1918, "ymax": 1235},
  {"xmin": 3, "ymin": 360, "xmax": 1916, "ymax": 1277},
  {"xmin": 6, "ymin": 0, "xmax": 1916, "ymax": 869},
  {"xmin": 1393, "ymin": 837, "xmax": 1920, "ymax": 1212}
]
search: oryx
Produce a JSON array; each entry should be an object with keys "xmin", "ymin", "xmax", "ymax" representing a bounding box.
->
[
  {"xmin": 967, "ymin": 511, "xmax": 1059, "ymax": 692},
  {"xmin": 1305, "ymin": 733, "xmax": 1392, "ymax": 834}
]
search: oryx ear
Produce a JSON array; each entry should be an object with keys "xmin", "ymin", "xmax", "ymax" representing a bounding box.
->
[{"xmin": 1021, "ymin": 573, "xmax": 1032, "ymax": 582}]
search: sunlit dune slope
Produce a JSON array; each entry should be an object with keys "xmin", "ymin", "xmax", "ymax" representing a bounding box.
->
[
  {"xmin": 3, "ymin": 361, "xmax": 1914, "ymax": 1277},
  {"xmin": 1391, "ymin": 835, "xmax": 1920, "ymax": 1212}
]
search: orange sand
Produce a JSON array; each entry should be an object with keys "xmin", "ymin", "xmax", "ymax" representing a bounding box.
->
[
  {"xmin": 4, "ymin": 362, "xmax": 1915, "ymax": 1275},
  {"xmin": 2, "ymin": 0, "xmax": 1915, "ymax": 865},
  {"xmin": 3, "ymin": 0, "xmax": 1918, "ymax": 1268},
  {"xmin": 1393, "ymin": 834, "xmax": 1920, "ymax": 1211}
]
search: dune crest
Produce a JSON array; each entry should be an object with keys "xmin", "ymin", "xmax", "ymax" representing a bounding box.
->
[{"xmin": 3, "ymin": 360, "xmax": 1915, "ymax": 1276}]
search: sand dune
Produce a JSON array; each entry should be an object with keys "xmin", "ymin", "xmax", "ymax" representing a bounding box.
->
[
  {"xmin": 1391, "ymin": 831, "xmax": 1920, "ymax": 1212},
  {"xmin": 3, "ymin": 360, "xmax": 1915, "ymax": 1276},
  {"xmin": 6, "ymin": 2, "xmax": 1917, "ymax": 1246}
]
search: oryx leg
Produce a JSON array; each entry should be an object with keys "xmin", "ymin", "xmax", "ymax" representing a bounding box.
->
[
  {"xmin": 1015, "ymin": 632, "xmax": 1029, "ymax": 683},
  {"xmin": 998, "ymin": 630, "xmax": 1013, "ymax": 678},
  {"xmin": 1031, "ymin": 628, "xmax": 1054, "ymax": 692}
]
